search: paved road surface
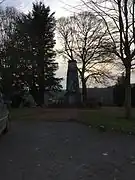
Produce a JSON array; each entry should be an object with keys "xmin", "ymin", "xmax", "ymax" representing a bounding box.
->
[{"xmin": 0, "ymin": 121, "xmax": 135, "ymax": 180}]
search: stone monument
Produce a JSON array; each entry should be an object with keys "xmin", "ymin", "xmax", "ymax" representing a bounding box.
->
[{"xmin": 65, "ymin": 60, "xmax": 81, "ymax": 105}]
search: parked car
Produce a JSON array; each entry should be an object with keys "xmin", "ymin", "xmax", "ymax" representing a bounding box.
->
[{"xmin": 0, "ymin": 92, "xmax": 10, "ymax": 135}]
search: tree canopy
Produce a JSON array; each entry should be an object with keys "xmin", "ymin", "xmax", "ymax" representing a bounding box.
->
[
  {"xmin": 81, "ymin": 0, "xmax": 135, "ymax": 118},
  {"xmin": 0, "ymin": 1, "xmax": 62, "ymax": 105},
  {"xmin": 57, "ymin": 11, "xmax": 115, "ymax": 102}
]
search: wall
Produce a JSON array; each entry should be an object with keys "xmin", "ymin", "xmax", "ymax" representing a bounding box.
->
[{"xmin": 86, "ymin": 87, "xmax": 114, "ymax": 106}]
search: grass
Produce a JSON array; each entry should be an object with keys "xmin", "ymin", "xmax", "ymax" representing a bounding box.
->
[
  {"xmin": 10, "ymin": 107, "xmax": 78, "ymax": 121},
  {"xmin": 10, "ymin": 107, "xmax": 135, "ymax": 135},
  {"xmin": 77, "ymin": 108, "xmax": 135, "ymax": 134}
]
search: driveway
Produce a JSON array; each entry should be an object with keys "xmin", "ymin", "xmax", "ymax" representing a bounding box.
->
[{"xmin": 0, "ymin": 120, "xmax": 135, "ymax": 180}]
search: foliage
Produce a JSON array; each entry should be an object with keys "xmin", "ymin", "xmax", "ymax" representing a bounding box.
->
[
  {"xmin": 113, "ymin": 73, "xmax": 125, "ymax": 106},
  {"xmin": 0, "ymin": 6, "xmax": 19, "ymax": 96},
  {"xmin": 113, "ymin": 73, "xmax": 135, "ymax": 107},
  {"xmin": 0, "ymin": 2, "xmax": 62, "ymax": 104}
]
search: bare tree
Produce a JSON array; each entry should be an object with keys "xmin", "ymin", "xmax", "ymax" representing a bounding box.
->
[
  {"xmin": 0, "ymin": 0, "xmax": 5, "ymax": 4},
  {"xmin": 57, "ymin": 11, "xmax": 115, "ymax": 102},
  {"xmin": 0, "ymin": 6, "xmax": 20, "ymax": 63},
  {"xmin": 81, "ymin": 0, "xmax": 135, "ymax": 118},
  {"xmin": 0, "ymin": 6, "xmax": 20, "ymax": 96}
]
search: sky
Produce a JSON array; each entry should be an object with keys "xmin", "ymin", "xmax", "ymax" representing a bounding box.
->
[
  {"xmin": 2, "ymin": 0, "xmax": 81, "ymax": 88},
  {"xmin": 2, "ymin": 0, "xmax": 79, "ymax": 17},
  {"xmin": 2, "ymin": 0, "xmax": 135, "ymax": 87}
]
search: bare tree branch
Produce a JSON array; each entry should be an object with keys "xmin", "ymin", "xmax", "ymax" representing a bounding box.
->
[
  {"xmin": 57, "ymin": 11, "xmax": 115, "ymax": 101},
  {"xmin": 0, "ymin": 0, "xmax": 5, "ymax": 4},
  {"xmin": 81, "ymin": 0, "xmax": 134, "ymax": 118}
]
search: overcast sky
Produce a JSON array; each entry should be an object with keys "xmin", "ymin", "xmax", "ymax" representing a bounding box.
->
[
  {"xmin": 1, "ymin": 0, "xmax": 81, "ymax": 88},
  {"xmin": 3, "ymin": 0, "xmax": 80, "ymax": 17},
  {"xmin": 2, "ymin": 0, "xmax": 135, "ymax": 87}
]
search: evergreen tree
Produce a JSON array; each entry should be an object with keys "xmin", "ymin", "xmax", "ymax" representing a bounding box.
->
[
  {"xmin": 18, "ymin": 2, "xmax": 62, "ymax": 104},
  {"xmin": 2, "ymin": 2, "xmax": 62, "ymax": 104}
]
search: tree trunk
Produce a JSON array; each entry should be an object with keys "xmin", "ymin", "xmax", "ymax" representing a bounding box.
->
[
  {"xmin": 125, "ymin": 66, "xmax": 131, "ymax": 119},
  {"xmin": 82, "ymin": 80, "xmax": 87, "ymax": 103},
  {"xmin": 39, "ymin": 69, "xmax": 44, "ymax": 106},
  {"xmin": 38, "ymin": 49, "xmax": 45, "ymax": 106}
]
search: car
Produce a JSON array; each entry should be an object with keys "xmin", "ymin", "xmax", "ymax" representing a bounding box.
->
[{"xmin": 0, "ymin": 93, "xmax": 10, "ymax": 135}]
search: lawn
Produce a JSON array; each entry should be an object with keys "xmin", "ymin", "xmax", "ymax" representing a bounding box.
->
[
  {"xmin": 10, "ymin": 107, "xmax": 135, "ymax": 134},
  {"xmin": 77, "ymin": 108, "xmax": 135, "ymax": 134},
  {"xmin": 10, "ymin": 107, "xmax": 78, "ymax": 121}
]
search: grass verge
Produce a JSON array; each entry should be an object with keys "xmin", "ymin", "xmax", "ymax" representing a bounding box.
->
[
  {"xmin": 77, "ymin": 108, "xmax": 135, "ymax": 134},
  {"xmin": 10, "ymin": 107, "xmax": 135, "ymax": 135}
]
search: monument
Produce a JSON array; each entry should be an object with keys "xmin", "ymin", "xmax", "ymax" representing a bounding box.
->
[{"xmin": 65, "ymin": 60, "xmax": 81, "ymax": 105}]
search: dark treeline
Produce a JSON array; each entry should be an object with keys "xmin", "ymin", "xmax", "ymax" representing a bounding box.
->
[
  {"xmin": 114, "ymin": 74, "xmax": 135, "ymax": 107},
  {"xmin": 0, "ymin": 1, "xmax": 62, "ymax": 106}
]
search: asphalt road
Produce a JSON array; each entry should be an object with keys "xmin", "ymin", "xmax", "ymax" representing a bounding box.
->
[{"xmin": 0, "ymin": 120, "xmax": 135, "ymax": 180}]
